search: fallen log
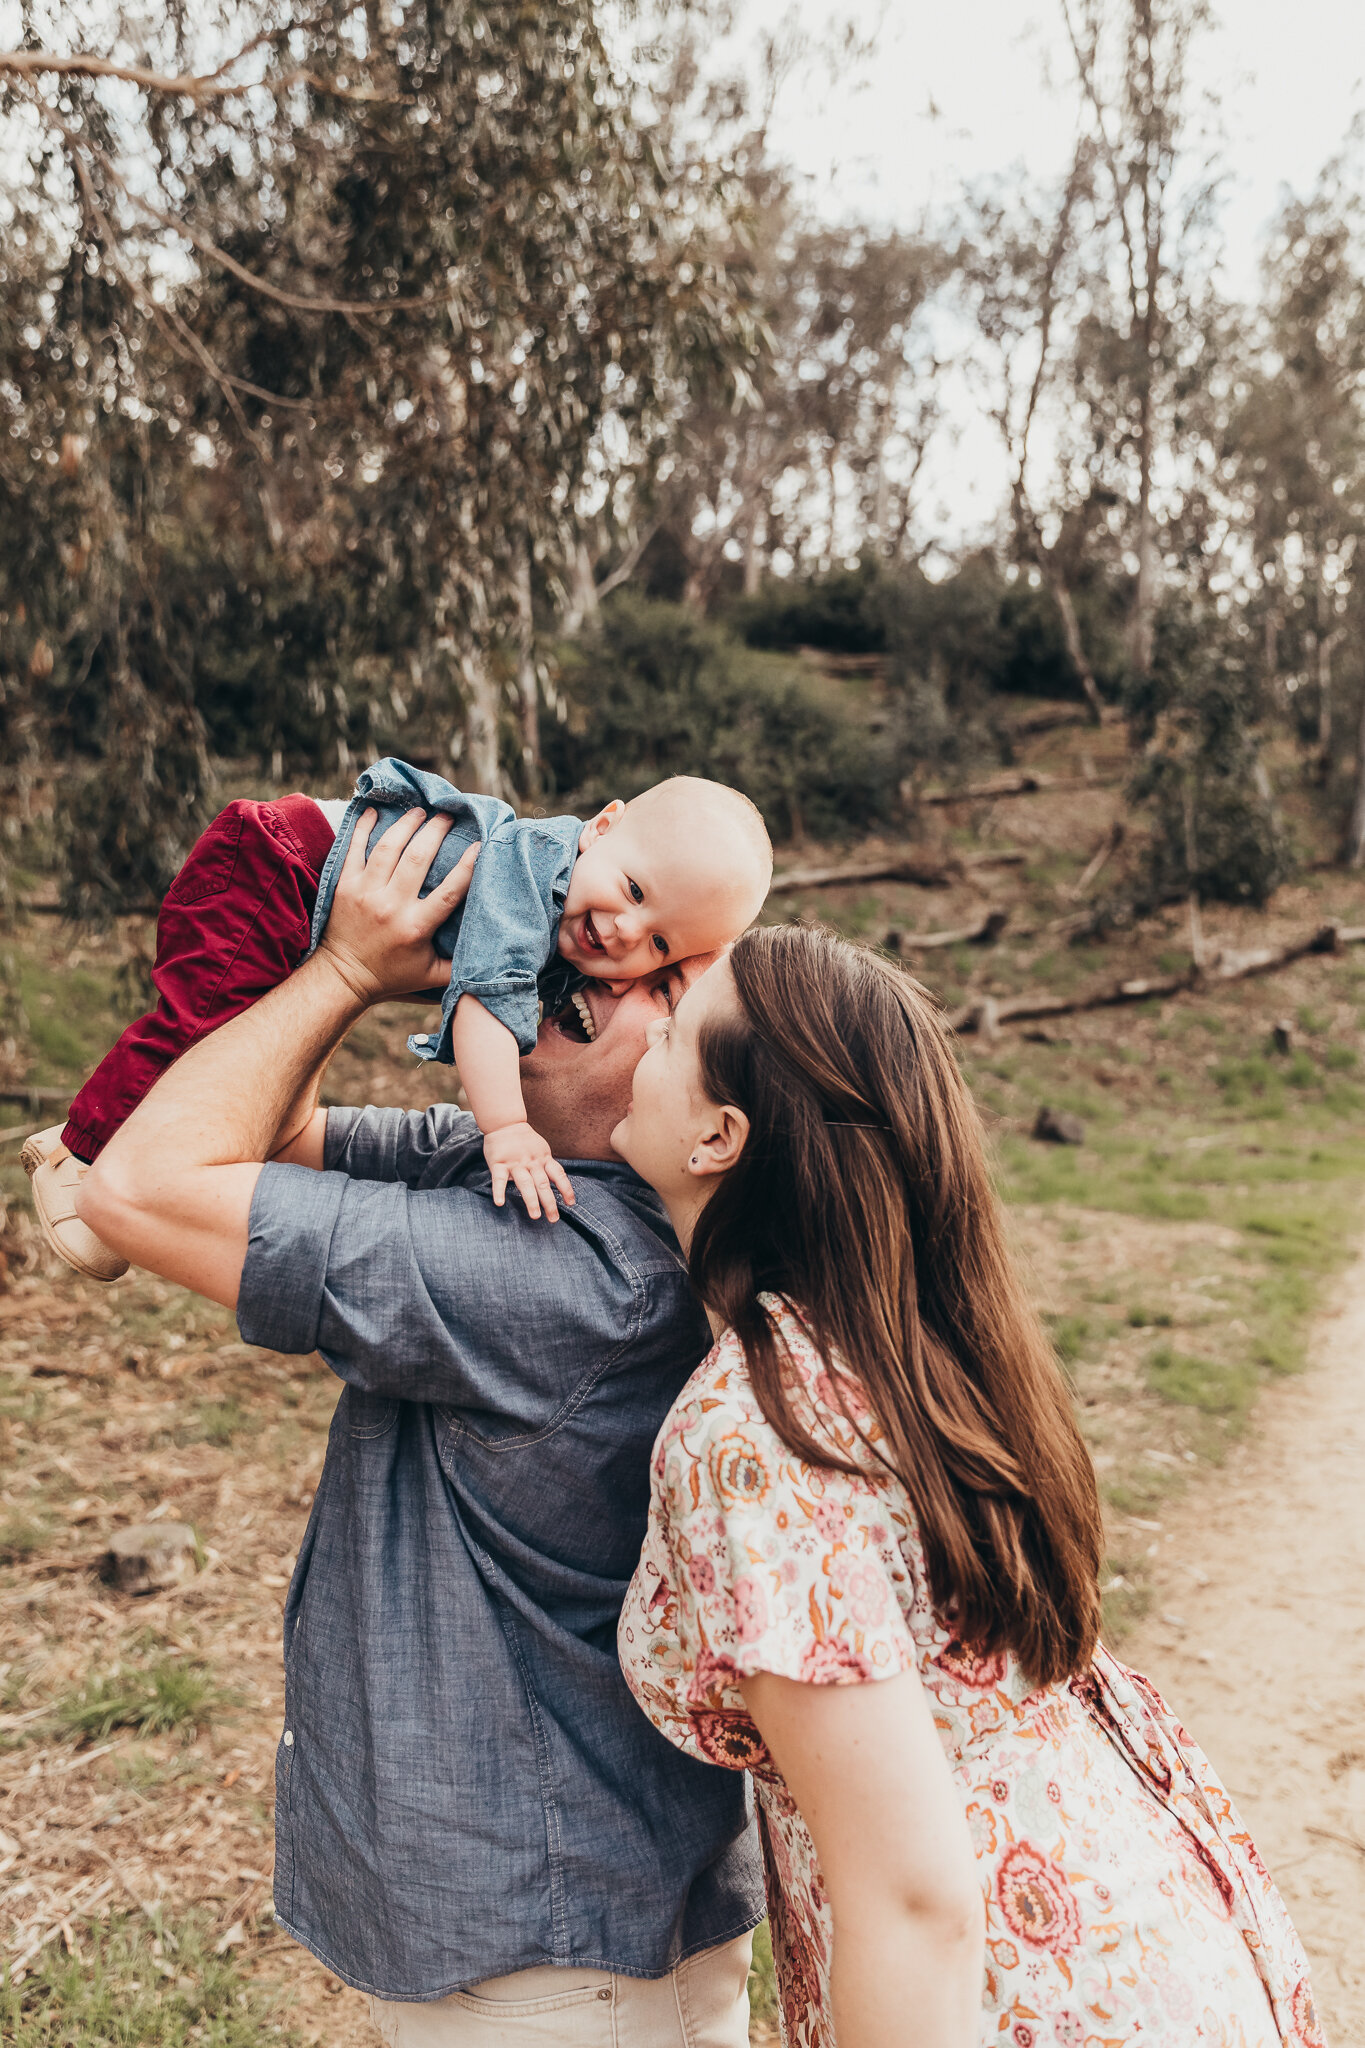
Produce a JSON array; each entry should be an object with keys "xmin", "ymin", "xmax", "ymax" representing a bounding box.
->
[
  {"xmin": 920, "ymin": 770, "xmax": 1054, "ymax": 804},
  {"xmin": 919, "ymin": 770, "xmax": 1120, "ymax": 806},
  {"xmin": 1007, "ymin": 703, "xmax": 1125, "ymax": 736},
  {"xmin": 886, "ymin": 908, "xmax": 1011, "ymax": 954},
  {"xmin": 769, "ymin": 849, "xmax": 1025, "ymax": 896},
  {"xmin": 949, "ymin": 921, "xmax": 1352, "ymax": 1035},
  {"xmin": 1066, "ymin": 819, "xmax": 1126, "ymax": 899}
]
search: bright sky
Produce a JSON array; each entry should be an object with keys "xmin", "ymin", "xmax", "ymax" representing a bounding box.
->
[{"xmin": 748, "ymin": 0, "xmax": 1365, "ymax": 546}]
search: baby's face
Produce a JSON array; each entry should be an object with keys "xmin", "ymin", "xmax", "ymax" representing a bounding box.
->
[{"xmin": 559, "ymin": 805, "xmax": 759, "ymax": 990}]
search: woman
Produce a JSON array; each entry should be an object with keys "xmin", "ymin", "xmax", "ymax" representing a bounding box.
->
[{"xmin": 614, "ymin": 923, "xmax": 1324, "ymax": 2048}]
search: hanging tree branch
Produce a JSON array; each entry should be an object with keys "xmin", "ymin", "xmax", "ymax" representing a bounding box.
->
[
  {"xmin": 0, "ymin": 48, "xmax": 406, "ymax": 106},
  {"xmin": 17, "ymin": 80, "xmax": 449, "ymax": 319}
]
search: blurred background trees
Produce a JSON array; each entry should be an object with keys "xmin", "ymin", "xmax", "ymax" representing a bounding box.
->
[{"xmin": 3, "ymin": 0, "xmax": 1365, "ymax": 918}]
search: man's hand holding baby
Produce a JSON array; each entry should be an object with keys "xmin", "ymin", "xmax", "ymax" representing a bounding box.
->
[{"xmin": 320, "ymin": 806, "xmax": 479, "ymax": 1005}]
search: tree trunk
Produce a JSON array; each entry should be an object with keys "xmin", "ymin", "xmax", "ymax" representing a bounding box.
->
[
  {"xmin": 872, "ymin": 392, "xmax": 891, "ymax": 551},
  {"xmin": 1344, "ymin": 681, "xmax": 1365, "ymax": 868},
  {"xmin": 1130, "ymin": 0, "xmax": 1160, "ymax": 682},
  {"xmin": 1050, "ymin": 575, "xmax": 1105, "ymax": 725},
  {"xmin": 742, "ymin": 498, "xmax": 764, "ymax": 596},
  {"xmin": 514, "ymin": 533, "xmax": 539, "ymax": 797},
  {"xmin": 563, "ymin": 536, "xmax": 600, "ymax": 636},
  {"xmin": 825, "ymin": 449, "xmax": 838, "ymax": 569},
  {"xmin": 462, "ymin": 645, "xmax": 503, "ymax": 798},
  {"xmin": 1315, "ymin": 610, "xmax": 1344, "ymax": 782}
]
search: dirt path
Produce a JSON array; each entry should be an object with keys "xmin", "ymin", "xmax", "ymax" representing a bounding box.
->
[{"xmin": 1122, "ymin": 1250, "xmax": 1365, "ymax": 2042}]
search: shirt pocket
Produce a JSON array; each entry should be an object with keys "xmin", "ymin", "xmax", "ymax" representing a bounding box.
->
[{"xmin": 346, "ymin": 1390, "xmax": 401, "ymax": 1440}]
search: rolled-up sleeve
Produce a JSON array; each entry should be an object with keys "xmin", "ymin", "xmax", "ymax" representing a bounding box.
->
[
  {"xmin": 236, "ymin": 1159, "xmax": 649, "ymax": 1419},
  {"xmin": 238, "ymin": 1163, "xmax": 349, "ymax": 1357},
  {"xmin": 428, "ymin": 822, "xmax": 576, "ymax": 1060},
  {"xmin": 323, "ymin": 1103, "xmax": 481, "ymax": 1186}
]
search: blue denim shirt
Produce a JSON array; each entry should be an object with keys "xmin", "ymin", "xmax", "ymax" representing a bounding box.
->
[
  {"xmin": 236, "ymin": 1105, "xmax": 764, "ymax": 2000},
  {"xmin": 310, "ymin": 759, "xmax": 586, "ymax": 1062}
]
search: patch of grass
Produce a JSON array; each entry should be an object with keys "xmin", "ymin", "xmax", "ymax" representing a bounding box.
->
[
  {"xmin": 0, "ymin": 1514, "xmax": 51, "ymax": 1565},
  {"xmin": 1211, "ymin": 1057, "xmax": 1285, "ymax": 1114},
  {"xmin": 1145, "ymin": 1343, "xmax": 1258, "ymax": 1423},
  {"xmin": 186, "ymin": 1397, "xmax": 257, "ymax": 1449},
  {"xmin": 52, "ymin": 1658, "xmax": 236, "ymax": 1745},
  {"xmin": 1296, "ymin": 1004, "xmax": 1330, "ymax": 1035},
  {"xmin": 1126, "ymin": 1305, "xmax": 1173, "ymax": 1329},
  {"xmin": 1045, "ymin": 1312, "xmax": 1100, "ymax": 1367},
  {"xmin": 1101, "ymin": 1566, "xmax": 1153, "ymax": 1640},
  {"xmin": 13, "ymin": 958, "xmax": 124, "ymax": 1081},
  {"xmin": 748, "ymin": 1920, "xmax": 779, "ymax": 2032},
  {"xmin": 0, "ymin": 1911, "xmax": 298, "ymax": 2046},
  {"xmin": 1323, "ymin": 1044, "xmax": 1358, "ymax": 1072}
]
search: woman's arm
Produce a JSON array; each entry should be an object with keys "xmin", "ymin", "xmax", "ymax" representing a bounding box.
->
[{"xmin": 741, "ymin": 1666, "xmax": 983, "ymax": 2048}]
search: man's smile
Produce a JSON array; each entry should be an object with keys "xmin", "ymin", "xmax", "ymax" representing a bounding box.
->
[{"xmin": 545, "ymin": 986, "xmax": 609, "ymax": 1046}]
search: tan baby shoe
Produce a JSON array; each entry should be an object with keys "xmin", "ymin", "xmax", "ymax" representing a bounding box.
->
[{"xmin": 20, "ymin": 1125, "xmax": 129, "ymax": 1284}]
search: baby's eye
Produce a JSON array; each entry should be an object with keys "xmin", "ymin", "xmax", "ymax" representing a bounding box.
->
[
  {"xmin": 652, "ymin": 933, "xmax": 669, "ymax": 955},
  {"xmin": 628, "ymin": 878, "xmax": 644, "ymax": 904}
]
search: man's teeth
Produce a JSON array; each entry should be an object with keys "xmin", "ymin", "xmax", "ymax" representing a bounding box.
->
[{"xmin": 571, "ymin": 991, "xmax": 597, "ymax": 1041}]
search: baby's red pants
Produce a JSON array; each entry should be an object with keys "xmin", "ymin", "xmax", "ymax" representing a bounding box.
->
[{"xmin": 62, "ymin": 794, "xmax": 337, "ymax": 1162}]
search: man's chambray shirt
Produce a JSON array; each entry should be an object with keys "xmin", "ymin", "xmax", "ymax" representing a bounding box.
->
[
  {"xmin": 309, "ymin": 758, "xmax": 586, "ymax": 1067},
  {"xmin": 236, "ymin": 1104, "xmax": 763, "ymax": 2002}
]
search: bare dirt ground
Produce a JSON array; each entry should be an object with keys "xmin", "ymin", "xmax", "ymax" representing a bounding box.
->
[{"xmin": 1123, "ymin": 1251, "xmax": 1365, "ymax": 2044}]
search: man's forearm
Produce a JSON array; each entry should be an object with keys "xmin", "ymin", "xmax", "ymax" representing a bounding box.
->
[{"xmin": 77, "ymin": 952, "xmax": 367, "ymax": 1306}]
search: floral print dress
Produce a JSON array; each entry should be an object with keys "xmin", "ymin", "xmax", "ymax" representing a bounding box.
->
[{"xmin": 619, "ymin": 1297, "xmax": 1325, "ymax": 2048}]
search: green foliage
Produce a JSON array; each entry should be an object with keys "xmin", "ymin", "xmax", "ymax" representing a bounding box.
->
[
  {"xmin": 1145, "ymin": 1343, "xmax": 1258, "ymax": 1422},
  {"xmin": 1125, "ymin": 601, "xmax": 1291, "ymax": 910},
  {"xmin": 730, "ymin": 562, "xmax": 887, "ymax": 653},
  {"xmin": 0, "ymin": 1913, "xmax": 296, "ymax": 2047},
  {"xmin": 747, "ymin": 1922, "xmax": 779, "ymax": 2031},
  {"xmin": 53, "ymin": 1659, "xmax": 234, "ymax": 1744},
  {"xmin": 545, "ymin": 596, "xmax": 898, "ymax": 840},
  {"xmin": 2, "ymin": 0, "xmax": 763, "ymax": 910}
]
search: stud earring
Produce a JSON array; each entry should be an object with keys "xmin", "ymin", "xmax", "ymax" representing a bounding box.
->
[{"xmin": 689, "ymin": 1153, "xmax": 699, "ymax": 1167}]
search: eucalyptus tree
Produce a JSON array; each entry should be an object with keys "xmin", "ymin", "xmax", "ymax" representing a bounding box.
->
[
  {"xmin": 1222, "ymin": 162, "xmax": 1365, "ymax": 843},
  {"xmin": 960, "ymin": 146, "xmax": 1111, "ymax": 721},
  {"xmin": 1059, "ymin": 0, "xmax": 1222, "ymax": 679},
  {"xmin": 0, "ymin": 0, "xmax": 760, "ymax": 908}
]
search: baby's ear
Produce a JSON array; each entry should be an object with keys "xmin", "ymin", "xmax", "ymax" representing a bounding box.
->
[{"xmin": 579, "ymin": 799, "xmax": 626, "ymax": 853}]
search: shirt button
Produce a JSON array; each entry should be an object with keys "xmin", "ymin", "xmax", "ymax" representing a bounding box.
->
[{"xmin": 283, "ymin": 1730, "xmax": 294, "ymax": 1747}]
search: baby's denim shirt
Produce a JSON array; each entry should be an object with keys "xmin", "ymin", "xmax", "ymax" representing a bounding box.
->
[{"xmin": 310, "ymin": 758, "xmax": 585, "ymax": 1062}]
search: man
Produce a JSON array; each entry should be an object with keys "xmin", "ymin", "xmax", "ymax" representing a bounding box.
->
[{"xmin": 79, "ymin": 809, "xmax": 764, "ymax": 2046}]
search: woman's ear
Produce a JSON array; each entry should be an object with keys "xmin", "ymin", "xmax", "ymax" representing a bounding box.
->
[
  {"xmin": 579, "ymin": 800, "xmax": 626, "ymax": 854},
  {"xmin": 688, "ymin": 1105, "xmax": 750, "ymax": 1180}
]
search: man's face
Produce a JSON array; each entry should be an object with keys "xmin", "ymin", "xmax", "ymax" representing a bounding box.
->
[{"xmin": 520, "ymin": 954, "xmax": 719, "ymax": 1163}]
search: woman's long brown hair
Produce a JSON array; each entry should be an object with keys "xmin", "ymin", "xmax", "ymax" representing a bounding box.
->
[{"xmin": 690, "ymin": 922, "xmax": 1103, "ymax": 1688}]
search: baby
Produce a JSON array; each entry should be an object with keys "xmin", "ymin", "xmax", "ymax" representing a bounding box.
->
[{"xmin": 23, "ymin": 759, "xmax": 772, "ymax": 1278}]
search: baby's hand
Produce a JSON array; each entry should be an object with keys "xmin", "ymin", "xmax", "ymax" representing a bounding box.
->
[{"xmin": 483, "ymin": 1123, "xmax": 576, "ymax": 1222}]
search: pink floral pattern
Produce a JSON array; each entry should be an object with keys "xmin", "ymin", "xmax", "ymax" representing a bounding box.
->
[{"xmin": 619, "ymin": 1296, "xmax": 1325, "ymax": 2048}]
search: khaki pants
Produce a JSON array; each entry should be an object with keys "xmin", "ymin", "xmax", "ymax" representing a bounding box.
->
[{"xmin": 366, "ymin": 1931, "xmax": 754, "ymax": 2048}]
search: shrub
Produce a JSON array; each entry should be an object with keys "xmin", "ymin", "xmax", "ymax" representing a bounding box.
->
[
  {"xmin": 728, "ymin": 562, "xmax": 886, "ymax": 654},
  {"xmin": 545, "ymin": 596, "xmax": 899, "ymax": 842}
]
